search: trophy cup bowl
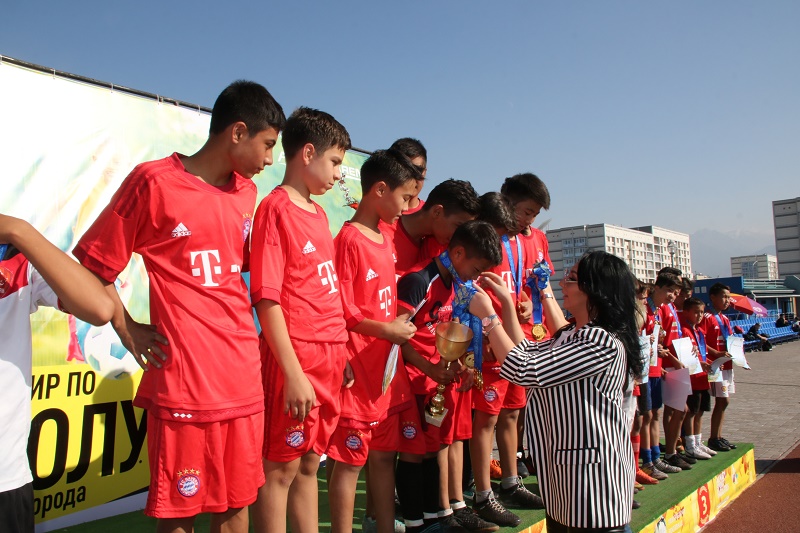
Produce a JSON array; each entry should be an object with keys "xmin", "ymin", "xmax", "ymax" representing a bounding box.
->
[{"xmin": 426, "ymin": 321, "xmax": 474, "ymax": 426}]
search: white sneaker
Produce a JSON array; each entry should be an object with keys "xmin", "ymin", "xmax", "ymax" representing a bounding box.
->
[
  {"xmin": 684, "ymin": 447, "xmax": 712, "ymax": 460},
  {"xmin": 698, "ymin": 442, "xmax": 717, "ymax": 456}
]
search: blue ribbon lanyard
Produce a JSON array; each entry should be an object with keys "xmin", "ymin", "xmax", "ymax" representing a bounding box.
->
[
  {"xmin": 501, "ymin": 235, "xmax": 523, "ymax": 299},
  {"xmin": 696, "ymin": 329, "xmax": 707, "ymax": 363},
  {"xmin": 713, "ymin": 313, "xmax": 730, "ymax": 342},
  {"xmin": 525, "ymin": 260, "xmax": 551, "ymax": 326},
  {"xmin": 668, "ymin": 304, "xmax": 682, "ymax": 338},
  {"xmin": 439, "ymin": 250, "xmax": 482, "ymax": 369}
]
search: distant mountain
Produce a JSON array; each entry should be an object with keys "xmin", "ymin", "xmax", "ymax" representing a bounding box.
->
[{"xmin": 690, "ymin": 229, "xmax": 776, "ymax": 278}]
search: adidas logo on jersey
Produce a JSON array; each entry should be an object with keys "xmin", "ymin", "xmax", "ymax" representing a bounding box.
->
[
  {"xmin": 302, "ymin": 241, "xmax": 316, "ymax": 254},
  {"xmin": 171, "ymin": 223, "xmax": 191, "ymax": 238},
  {"xmin": 366, "ymin": 269, "xmax": 379, "ymax": 281}
]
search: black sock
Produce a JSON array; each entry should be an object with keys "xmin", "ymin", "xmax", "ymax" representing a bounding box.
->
[
  {"xmin": 396, "ymin": 460, "xmax": 424, "ymax": 523},
  {"xmin": 422, "ymin": 457, "xmax": 441, "ymax": 519}
]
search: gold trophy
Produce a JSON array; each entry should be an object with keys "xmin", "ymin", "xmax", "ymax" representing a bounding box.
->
[{"xmin": 426, "ymin": 321, "xmax": 473, "ymax": 427}]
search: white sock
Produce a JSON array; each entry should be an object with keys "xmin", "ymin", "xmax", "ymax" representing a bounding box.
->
[
  {"xmin": 686, "ymin": 434, "xmax": 697, "ymax": 450},
  {"xmin": 451, "ymin": 500, "xmax": 466, "ymax": 511}
]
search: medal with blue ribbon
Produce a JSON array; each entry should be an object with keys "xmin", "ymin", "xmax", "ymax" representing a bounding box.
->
[
  {"xmin": 526, "ymin": 260, "xmax": 551, "ymax": 340},
  {"xmin": 439, "ymin": 250, "xmax": 483, "ymax": 389}
]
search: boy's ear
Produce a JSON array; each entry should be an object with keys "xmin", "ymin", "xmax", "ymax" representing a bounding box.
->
[
  {"xmin": 450, "ymin": 244, "xmax": 465, "ymax": 260},
  {"xmin": 302, "ymin": 143, "xmax": 316, "ymax": 166},
  {"xmin": 429, "ymin": 204, "xmax": 444, "ymax": 219},
  {"xmin": 374, "ymin": 180, "xmax": 388, "ymax": 197},
  {"xmin": 231, "ymin": 122, "xmax": 249, "ymax": 143}
]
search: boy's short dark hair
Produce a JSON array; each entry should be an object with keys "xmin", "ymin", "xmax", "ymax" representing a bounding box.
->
[
  {"xmin": 360, "ymin": 149, "xmax": 422, "ymax": 193},
  {"xmin": 477, "ymin": 192, "xmax": 517, "ymax": 235},
  {"xmin": 681, "ymin": 277, "xmax": 694, "ymax": 291},
  {"xmin": 709, "ymin": 282, "xmax": 730, "ymax": 297},
  {"xmin": 281, "ymin": 107, "xmax": 351, "ymax": 159},
  {"xmin": 658, "ymin": 266, "xmax": 682, "ymax": 277},
  {"xmin": 654, "ymin": 272, "xmax": 682, "ymax": 289},
  {"xmin": 209, "ymin": 80, "xmax": 286, "ymax": 135},
  {"xmin": 423, "ymin": 179, "xmax": 481, "ymax": 217},
  {"xmin": 500, "ymin": 173, "xmax": 551, "ymax": 210},
  {"xmin": 448, "ymin": 220, "xmax": 502, "ymax": 267},
  {"xmin": 683, "ymin": 297, "xmax": 705, "ymax": 311},
  {"xmin": 389, "ymin": 138, "xmax": 427, "ymax": 176}
]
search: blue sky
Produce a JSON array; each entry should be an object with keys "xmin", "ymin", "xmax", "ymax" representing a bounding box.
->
[{"xmin": 1, "ymin": 1, "xmax": 797, "ymax": 275}]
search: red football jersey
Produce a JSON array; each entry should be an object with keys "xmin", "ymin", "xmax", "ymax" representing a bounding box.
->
[
  {"xmin": 74, "ymin": 153, "xmax": 262, "ymax": 421},
  {"xmin": 660, "ymin": 303, "xmax": 683, "ymax": 369},
  {"xmin": 700, "ymin": 312, "xmax": 733, "ymax": 370},
  {"xmin": 418, "ymin": 236, "xmax": 445, "ymax": 264},
  {"xmin": 334, "ymin": 222, "xmax": 412, "ymax": 421},
  {"xmin": 397, "ymin": 261, "xmax": 454, "ymax": 395},
  {"xmin": 519, "ymin": 228, "xmax": 554, "ymax": 341},
  {"xmin": 383, "ymin": 218, "xmax": 423, "ymax": 276},
  {"xmin": 250, "ymin": 186, "xmax": 347, "ymax": 344}
]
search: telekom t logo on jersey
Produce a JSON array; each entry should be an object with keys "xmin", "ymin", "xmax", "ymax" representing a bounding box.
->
[
  {"xmin": 318, "ymin": 260, "xmax": 338, "ymax": 294},
  {"xmin": 378, "ymin": 286, "xmax": 393, "ymax": 317},
  {"xmin": 190, "ymin": 250, "xmax": 241, "ymax": 287},
  {"xmin": 500, "ymin": 271, "xmax": 515, "ymax": 293}
]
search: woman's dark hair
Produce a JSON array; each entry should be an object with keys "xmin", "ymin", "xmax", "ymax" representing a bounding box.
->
[{"xmin": 577, "ymin": 251, "xmax": 644, "ymax": 381}]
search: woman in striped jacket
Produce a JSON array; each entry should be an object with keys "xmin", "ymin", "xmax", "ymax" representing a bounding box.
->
[{"xmin": 471, "ymin": 251, "xmax": 644, "ymax": 533}]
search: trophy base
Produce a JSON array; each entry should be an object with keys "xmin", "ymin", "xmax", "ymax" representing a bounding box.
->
[{"xmin": 425, "ymin": 408, "xmax": 448, "ymax": 427}]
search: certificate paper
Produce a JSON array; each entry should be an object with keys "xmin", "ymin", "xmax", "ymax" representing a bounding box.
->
[
  {"xmin": 649, "ymin": 324, "xmax": 661, "ymax": 367},
  {"xmin": 662, "ymin": 368, "xmax": 692, "ymax": 410},
  {"xmin": 638, "ymin": 334, "xmax": 650, "ymax": 384},
  {"xmin": 672, "ymin": 337, "xmax": 700, "ymax": 374},
  {"xmin": 727, "ymin": 337, "xmax": 750, "ymax": 369}
]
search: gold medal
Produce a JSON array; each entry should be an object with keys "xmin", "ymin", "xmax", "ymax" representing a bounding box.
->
[
  {"xmin": 532, "ymin": 323, "xmax": 547, "ymax": 340},
  {"xmin": 473, "ymin": 370, "xmax": 484, "ymax": 390},
  {"xmin": 463, "ymin": 351, "xmax": 475, "ymax": 368}
]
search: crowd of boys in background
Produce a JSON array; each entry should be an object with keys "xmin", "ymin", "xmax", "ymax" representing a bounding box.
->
[{"xmin": 0, "ymin": 79, "xmax": 752, "ymax": 533}]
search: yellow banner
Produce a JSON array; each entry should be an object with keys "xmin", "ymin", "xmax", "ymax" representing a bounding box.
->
[
  {"xmin": 640, "ymin": 448, "xmax": 756, "ymax": 533},
  {"xmin": 29, "ymin": 364, "xmax": 148, "ymax": 522}
]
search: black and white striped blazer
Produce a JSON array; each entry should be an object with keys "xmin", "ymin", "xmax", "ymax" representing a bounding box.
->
[{"xmin": 499, "ymin": 323, "xmax": 634, "ymax": 529}]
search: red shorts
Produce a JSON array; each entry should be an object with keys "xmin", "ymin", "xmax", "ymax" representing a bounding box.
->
[
  {"xmin": 442, "ymin": 388, "xmax": 473, "ymax": 443},
  {"xmin": 263, "ymin": 340, "xmax": 347, "ymax": 462},
  {"xmin": 145, "ymin": 411, "xmax": 264, "ymax": 518},
  {"xmin": 371, "ymin": 402, "xmax": 426, "ymax": 456},
  {"xmin": 327, "ymin": 421, "xmax": 374, "ymax": 466},
  {"xmin": 472, "ymin": 365, "xmax": 527, "ymax": 415}
]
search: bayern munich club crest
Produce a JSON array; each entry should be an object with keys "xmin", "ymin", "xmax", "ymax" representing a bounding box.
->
[
  {"xmin": 402, "ymin": 423, "xmax": 417, "ymax": 440},
  {"xmin": 286, "ymin": 426, "xmax": 306, "ymax": 448},
  {"xmin": 176, "ymin": 469, "xmax": 200, "ymax": 497},
  {"xmin": 484, "ymin": 387, "xmax": 499, "ymax": 403},
  {"xmin": 345, "ymin": 432, "xmax": 363, "ymax": 450}
]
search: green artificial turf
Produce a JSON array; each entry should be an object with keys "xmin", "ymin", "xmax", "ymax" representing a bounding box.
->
[{"xmin": 51, "ymin": 445, "xmax": 752, "ymax": 532}]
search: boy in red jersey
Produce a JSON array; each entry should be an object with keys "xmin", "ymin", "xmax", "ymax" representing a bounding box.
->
[
  {"xmin": 493, "ymin": 174, "xmax": 553, "ymax": 501},
  {"xmin": 390, "ymin": 138, "xmax": 428, "ymax": 214},
  {"xmin": 639, "ymin": 272, "xmax": 682, "ymax": 480},
  {"xmin": 1, "ymin": 215, "xmax": 114, "ymax": 533},
  {"xmin": 680, "ymin": 298, "xmax": 716, "ymax": 461},
  {"xmin": 326, "ymin": 149, "xmax": 421, "ymax": 532},
  {"xmin": 470, "ymin": 193, "xmax": 543, "ymax": 528},
  {"xmin": 382, "ymin": 179, "xmax": 481, "ymax": 274},
  {"xmin": 395, "ymin": 221, "xmax": 502, "ymax": 533},
  {"xmin": 700, "ymin": 283, "xmax": 738, "ymax": 452},
  {"xmin": 249, "ymin": 107, "xmax": 352, "ymax": 533},
  {"xmin": 74, "ymin": 81, "xmax": 286, "ymax": 533}
]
